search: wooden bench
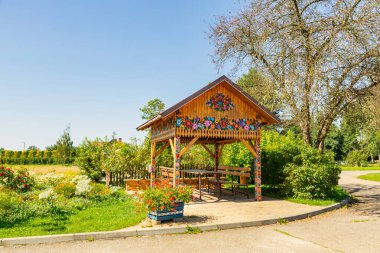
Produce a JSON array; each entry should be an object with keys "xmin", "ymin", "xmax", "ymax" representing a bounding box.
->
[
  {"xmin": 208, "ymin": 166, "xmax": 251, "ymax": 199},
  {"xmin": 160, "ymin": 166, "xmax": 175, "ymax": 180}
]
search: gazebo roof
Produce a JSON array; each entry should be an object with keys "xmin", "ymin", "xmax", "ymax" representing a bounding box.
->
[{"xmin": 137, "ymin": 75, "xmax": 280, "ymax": 131}]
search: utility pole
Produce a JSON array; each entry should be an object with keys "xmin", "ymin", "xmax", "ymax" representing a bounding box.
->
[{"xmin": 22, "ymin": 142, "xmax": 26, "ymax": 151}]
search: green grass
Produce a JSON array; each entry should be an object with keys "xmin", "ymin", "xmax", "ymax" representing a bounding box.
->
[
  {"xmin": 185, "ymin": 226, "xmax": 202, "ymax": 234},
  {"xmin": 352, "ymin": 219, "xmax": 370, "ymax": 223},
  {"xmin": 358, "ymin": 173, "xmax": 380, "ymax": 182},
  {"xmin": 0, "ymin": 200, "xmax": 146, "ymax": 238},
  {"xmin": 254, "ymin": 185, "xmax": 348, "ymax": 206},
  {"xmin": 341, "ymin": 164, "xmax": 380, "ymax": 171},
  {"xmin": 285, "ymin": 198, "xmax": 336, "ymax": 206}
]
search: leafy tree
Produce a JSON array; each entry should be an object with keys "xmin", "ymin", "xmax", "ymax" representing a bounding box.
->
[
  {"xmin": 324, "ymin": 124, "xmax": 344, "ymax": 161},
  {"xmin": 238, "ymin": 68, "xmax": 282, "ymax": 114},
  {"xmin": 54, "ymin": 125, "xmax": 75, "ymax": 164},
  {"xmin": 75, "ymin": 138, "xmax": 109, "ymax": 182},
  {"xmin": 27, "ymin": 146, "xmax": 38, "ymax": 151},
  {"xmin": 209, "ymin": 0, "xmax": 380, "ymax": 150},
  {"xmin": 140, "ymin": 98, "xmax": 165, "ymax": 120}
]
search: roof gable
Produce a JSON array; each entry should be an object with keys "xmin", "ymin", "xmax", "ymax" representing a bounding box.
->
[{"xmin": 137, "ymin": 75, "xmax": 280, "ymax": 130}]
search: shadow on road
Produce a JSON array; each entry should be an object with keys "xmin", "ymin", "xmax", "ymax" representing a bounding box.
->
[{"xmin": 342, "ymin": 184, "xmax": 380, "ymax": 217}]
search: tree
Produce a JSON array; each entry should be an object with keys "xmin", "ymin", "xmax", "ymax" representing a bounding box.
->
[
  {"xmin": 238, "ymin": 68, "xmax": 282, "ymax": 113},
  {"xmin": 76, "ymin": 138, "xmax": 108, "ymax": 182},
  {"xmin": 209, "ymin": 0, "xmax": 380, "ymax": 150},
  {"xmin": 140, "ymin": 98, "xmax": 165, "ymax": 120},
  {"xmin": 27, "ymin": 146, "xmax": 38, "ymax": 151},
  {"xmin": 54, "ymin": 125, "xmax": 75, "ymax": 164}
]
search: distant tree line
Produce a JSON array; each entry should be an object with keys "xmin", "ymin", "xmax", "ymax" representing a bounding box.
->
[{"xmin": 0, "ymin": 126, "xmax": 75, "ymax": 165}]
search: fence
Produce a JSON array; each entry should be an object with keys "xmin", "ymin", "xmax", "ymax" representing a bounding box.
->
[{"xmin": 109, "ymin": 162, "xmax": 215, "ymax": 186}]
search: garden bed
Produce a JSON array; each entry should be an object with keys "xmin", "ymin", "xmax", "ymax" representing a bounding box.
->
[
  {"xmin": 0, "ymin": 199, "xmax": 145, "ymax": 238},
  {"xmin": 0, "ymin": 167, "xmax": 146, "ymax": 239}
]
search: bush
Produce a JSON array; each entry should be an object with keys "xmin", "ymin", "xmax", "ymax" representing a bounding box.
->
[
  {"xmin": 282, "ymin": 147, "xmax": 341, "ymax": 199},
  {"xmin": 222, "ymin": 130, "xmax": 304, "ymax": 186},
  {"xmin": 283, "ymin": 163, "xmax": 341, "ymax": 199},
  {"xmin": 35, "ymin": 173, "xmax": 66, "ymax": 188},
  {"xmin": 54, "ymin": 183, "xmax": 76, "ymax": 198},
  {"xmin": 88, "ymin": 183, "xmax": 111, "ymax": 201},
  {"xmin": 345, "ymin": 150, "xmax": 368, "ymax": 167},
  {"xmin": 0, "ymin": 167, "xmax": 34, "ymax": 192},
  {"xmin": 0, "ymin": 189, "xmax": 31, "ymax": 227}
]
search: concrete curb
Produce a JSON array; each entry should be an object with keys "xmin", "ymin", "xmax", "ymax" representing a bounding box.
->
[{"xmin": 0, "ymin": 198, "xmax": 349, "ymax": 246}]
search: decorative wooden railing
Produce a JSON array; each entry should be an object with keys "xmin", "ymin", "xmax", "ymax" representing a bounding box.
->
[{"xmin": 175, "ymin": 128, "xmax": 257, "ymax": 140}]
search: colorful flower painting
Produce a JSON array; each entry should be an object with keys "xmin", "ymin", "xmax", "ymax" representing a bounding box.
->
[
  {"xmin": 176, "ymin": 116, "xmax": 260, "ymax": 131},
  {"xmin": 206, "ymin": 93, "xmax": 235, "ymax": 111}
]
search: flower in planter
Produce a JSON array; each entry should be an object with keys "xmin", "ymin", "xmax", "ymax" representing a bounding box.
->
[{"xmin": 139, "ymin": 180, "xmax": 193, "ymax": 213}]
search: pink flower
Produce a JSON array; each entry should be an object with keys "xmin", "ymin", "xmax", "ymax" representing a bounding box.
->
[{"xmin": 192, "ymin": 123, "xmax": 198, "ymax": 130}]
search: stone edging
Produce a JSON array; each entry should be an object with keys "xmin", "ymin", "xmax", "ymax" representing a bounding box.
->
[{"xmin": 0, "ymin": 198, "xmax": 349, "ymax": 246}]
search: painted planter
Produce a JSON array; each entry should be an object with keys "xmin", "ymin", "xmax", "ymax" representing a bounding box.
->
[{"xmin": 148, "ymin": 201, "xmax": 184, "ymax": 221}]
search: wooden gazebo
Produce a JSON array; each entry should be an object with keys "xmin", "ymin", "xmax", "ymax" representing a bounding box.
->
[{"xmin": 137, "ymin": 76, "xmax": 279, "ymax": 201}]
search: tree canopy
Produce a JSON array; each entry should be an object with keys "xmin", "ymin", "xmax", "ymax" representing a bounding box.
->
[
  {"xmin": 139, "ymin": 98, "xmax": 165, "ymax": 120},
  {"xmin": 209, "ymin": 0, "xmax": 380, "ymax": 150}
]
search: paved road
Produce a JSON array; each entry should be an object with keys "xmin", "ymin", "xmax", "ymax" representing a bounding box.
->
[{"xmin": 2, "ymin": 171, "xmax": 380, "ymax": 253}]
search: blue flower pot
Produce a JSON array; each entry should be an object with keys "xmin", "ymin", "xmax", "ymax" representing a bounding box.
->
[{"xmin": 148, "ymin": 201, "xmax": 184, "ymax": 221}]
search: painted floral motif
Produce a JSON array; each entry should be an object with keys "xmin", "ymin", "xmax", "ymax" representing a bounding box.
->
[
  {"xmin": 206, "ymin": 93, "xmax": 235, "ymax": 111},
  {"xmin": 151, "ymin": 117, "xmax": 175, "ymax": 136},
  {"xmin": 176, "ymin": 116, "xmax": 260, "ymax": 131}
]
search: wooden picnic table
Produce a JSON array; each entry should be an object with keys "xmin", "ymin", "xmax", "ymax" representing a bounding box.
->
[{"xmin": 180, "ymin": 169, "xmax": 222, "ymax": 201}]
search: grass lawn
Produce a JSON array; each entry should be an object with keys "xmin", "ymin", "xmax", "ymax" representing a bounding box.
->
[
  {"xmin": 0, "ymin": 199, "xmax": 146, "ymax": 238},
  {"xmin": 254, "ymin": 185, "xmax": 348, "ymax": 206},
  {"xmin": 358, "ymin": 173, "xmax": 380, "ymax": 183},
  {"xmin": 341, "ymin": 164, "xmax": 380, "ymax": 171},
  {"xmin": 1, "ymin": 164, "xmax": 80, "ymax": 177}
]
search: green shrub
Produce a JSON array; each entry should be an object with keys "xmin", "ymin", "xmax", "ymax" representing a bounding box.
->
[
  {"xmin": 35, "ymin": 173, "xmax": 66, "ymax": 188},
  {"xmin": 345, "ymin": 150, "xmax": 368, "ymax": 167},
  {"xmin": 0, "ymin": 189, "xmax": 31, "ymax": 227},
  {"xmin": 222, "ymin": 130, "xmax": 304, "ymax": 186},
  {"xmin": 0, "ymin": 167, "xmax": 34, "ymax": 192},
  {"xmin": 88, "ymin": 183, "xmax": 111, "ymax": 201},
  {"xmin": 282, "ymin": 149, "xmax": 341, "ymax": 199},
  {"xmin": 54, "ymin": 183, "xmax": 76, "ymax": 198}
]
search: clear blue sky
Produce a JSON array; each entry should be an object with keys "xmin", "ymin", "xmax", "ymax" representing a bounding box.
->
[{"xmin": 0, "ymin": 0, "xmax": 244, "ymax": 150}]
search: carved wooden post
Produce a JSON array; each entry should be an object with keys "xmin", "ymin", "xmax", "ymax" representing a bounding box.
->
[
  {"xmin": 254, "ymin": 132, "xmax": 262, "ymax": 201},
  {"xmin": 214, "ymin": 143, "xmax": 220, "ymax": 194},
  {"xmin": 173, "ymin": 137, "xmax": 181, "ymax": 187}
]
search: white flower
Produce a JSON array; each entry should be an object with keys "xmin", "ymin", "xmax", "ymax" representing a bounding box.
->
[
  {"xmin": 39, "ymin": 189, "xmax": 55, "ymax": 200},
  {"xmin": 71, "ymin": 175, "xmax": 90, "ymax": 184},
  {"xmin": 110, "ymin": 186, "xmax": 121, "ymax": 193},
  {"xmin": 75, "ymin": 178, "xmax": 92, "ymax": 196}
]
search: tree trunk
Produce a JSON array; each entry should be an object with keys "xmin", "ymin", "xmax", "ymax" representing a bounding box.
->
[
  {"xmin": 316, "ymin": 113, "xmax": 336, "ymax": 152},
  {"xmin": 299, "ymin": 109, "xmax": 312, "ymax": 146}
]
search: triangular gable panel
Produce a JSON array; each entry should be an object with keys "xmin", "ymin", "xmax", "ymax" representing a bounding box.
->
[{"xmin": 137, "ymin": 76, "xmax": 279, "ymax": 131}]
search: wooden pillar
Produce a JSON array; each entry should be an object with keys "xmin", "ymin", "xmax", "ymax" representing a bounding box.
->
[
  {"xmin": 173, "ymin": 137, "xmax": 181, "ymax": 187},
  {"xmin": 150, "ymin": 142, "xmax": 157, "ymax": 187},
  {"xmin": 214, "ymin": 143, "xmax": 219, "ymax": 194},
  {"xmin": 214, "ymin": 143, "xmax": 219, "ymax": 172},
  {"xmin": 254, "ymin": 133, "xmax": 262, "ymax": 201}
]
